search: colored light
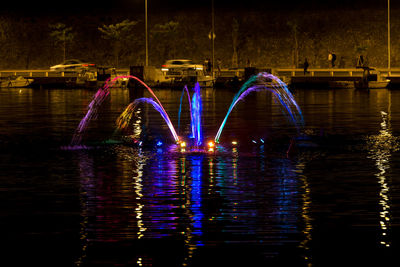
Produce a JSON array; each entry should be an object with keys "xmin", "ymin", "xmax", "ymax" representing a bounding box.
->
[
  {"xmin": 156, "ymin": 141, "xmax": 163, "ymax": 146},
  {"xmin": 190, "ymin": 83, "xmax": 203, "ymax": 147},
  {"xmin": 232, "ymin": 141, "xmax": 238, "ymax": 145},
  {"xmin": 214, "ymin": 72, "xmax": 304, "ymax": 143},
  {"xmin": 208, "ymin": 141, "xmax": 215, "ymax": 148},
  {"xmin": 116, "ymin": 98, "xmax": 179, "ymax": 144},
  {"xmin": 71, "ymin": 74, "xmax": 180, "ymax": 146},
  {"xmin": 180, "ymin": 141, "xmax": 187, "ymax": 148}
]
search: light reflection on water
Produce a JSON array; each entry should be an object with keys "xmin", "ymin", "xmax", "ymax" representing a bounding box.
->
[
  {"xmin": 2, "ymin": 87, "xmax": 400, "ymax": 266},
  {"xmin": 73, "ymin": 143, "xmax": 314, "ymax": 266},
  {"xmin": 366, "ymin": 91, "xmax": 399, "ymax": 248}
]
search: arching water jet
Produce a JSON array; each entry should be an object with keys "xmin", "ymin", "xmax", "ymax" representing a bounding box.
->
[
  {"xmin": 116, "ymin": 97, "xmax": 179, "ymax": 143},
  {"xmin": 214, "ymin": 72, "xmax": 304, "ymax": 143},
  {"xmin": 70, "ymin": 75, "xmax": 176, "ymax": 146}
]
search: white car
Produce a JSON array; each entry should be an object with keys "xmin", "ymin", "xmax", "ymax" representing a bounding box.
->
[
  {"xmin": 50, "ymin": 59, "xmax": 96, "ymax": 72},
  {"xmin": 161, "ymin": 59, "xmax": 203, "ymax": 73}
]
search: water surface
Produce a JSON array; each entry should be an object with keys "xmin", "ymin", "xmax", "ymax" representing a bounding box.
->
[{"xmin": 1, "ymin": 86, "xmax": 399, "ymax": 266}]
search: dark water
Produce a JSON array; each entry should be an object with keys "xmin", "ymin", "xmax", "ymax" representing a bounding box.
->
[{"xmin": 1, "ymin": 86, "xmax": 400, "ymax": 266}]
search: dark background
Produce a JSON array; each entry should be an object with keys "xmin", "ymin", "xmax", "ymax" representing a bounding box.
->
[{"xmin": 0, "ymin": 0, "xmax": 397, "ymax": 69}]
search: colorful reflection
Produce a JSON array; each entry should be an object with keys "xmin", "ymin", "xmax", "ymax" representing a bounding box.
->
[
  {"xmin": 75, "ymin": 151, "xmax": 93, "ymax": 266},
  {"xmin": 134, "ymin": 149, "xmax": 147, "ymax": 240},
  {"xmin": 189, "ymin": 156, "xmax": 204, "ymax": 238},
  {"xmin": 75, "ymin": 143, "xmax": 313, "ymax": 266}
]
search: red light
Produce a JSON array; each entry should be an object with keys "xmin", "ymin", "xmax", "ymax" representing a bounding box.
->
[
  {"xmin": 162, "ymin": 65, "xmax": 167, "ymax": 68},
  {"xmin": 82, "ymin": 64, "xmax": 88, "ymax": 67}
]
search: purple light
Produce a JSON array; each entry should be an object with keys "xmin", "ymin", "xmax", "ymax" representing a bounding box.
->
[
  {"xmin": 116, "ymin": 98, "xmax": 179, "ymax": 143},
  {"xmin": 214, "ymin": 72, "xmax": 304, "ymax": 143},
  {"xmin": 71, "ymin": 75, "xmax": 178, "ymax": 145},
  {"xmin": 178, "ymin": 85, "xmax": 192, "ymax": 134}
]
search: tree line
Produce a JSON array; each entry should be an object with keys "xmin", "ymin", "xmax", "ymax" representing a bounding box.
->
[{"xmin": 0, "ymin": 7, "xmax": 397, "ymax": 70}]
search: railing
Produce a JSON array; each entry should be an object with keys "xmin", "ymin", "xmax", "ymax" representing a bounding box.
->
[
  {"xmin": 3, "ymin": 67, "xmax": 400, "ymax": 82},
  {"xmin": 275, "ymin": 67, "xmax": 400, "ymax": 77},
  {"xmin": 0, "ymin": 69, "xmax": 130, "ymax": 78},
  {"xmin": 274, "ymin": 68, "xmax": 365, "ymax": 77}
]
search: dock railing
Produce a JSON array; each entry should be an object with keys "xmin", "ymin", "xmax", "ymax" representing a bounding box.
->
[{"xmin": 0, "ymin": 69, "xmax": 130, "ymax": 78}]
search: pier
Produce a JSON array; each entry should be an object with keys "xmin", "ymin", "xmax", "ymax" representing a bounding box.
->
[
  {"xmin": 2, "ymin": 67, "xmax": 400, "ymax": 89},
  {"xmin": 274, "ymin": 67, "xmax": 400, "ymax": 89},
  {"xmin": 0, "ymin": 69, "xmax": 129, "ymax": 88}
]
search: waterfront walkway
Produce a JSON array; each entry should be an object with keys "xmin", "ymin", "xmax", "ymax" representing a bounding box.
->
[{"xmin": 1, "ymin": 67, "xmax": 400, "ymax": 89}]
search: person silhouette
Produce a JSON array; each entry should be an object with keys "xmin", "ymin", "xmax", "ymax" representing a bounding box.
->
[
  {"xmin": 357, "ymin": 55, "xmax": 364, "ymax": 68},
  {"xmin": 303, "ymin": 58, "xmax": 309, "ymax": 75}
]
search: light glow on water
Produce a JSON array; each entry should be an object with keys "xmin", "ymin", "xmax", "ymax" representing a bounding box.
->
[{"xmin": 367, "ymin": 108, "xmax": 399, "ymax": 248}]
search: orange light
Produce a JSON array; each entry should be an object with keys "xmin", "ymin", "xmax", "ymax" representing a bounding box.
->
[
  {"xmin": 180, "ymin": 141, "xmax": 186, "ymax": 148},
  {"xmin": 232, "ymin": 141, "xmax": 238, "ymax": 145},
  {"xmin": 208, "ymin": 141, "xmax": 215, "ymax": 148}
]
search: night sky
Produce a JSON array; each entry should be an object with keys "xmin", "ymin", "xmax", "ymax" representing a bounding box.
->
[{"xmin": 1, "ymin": 0, "xmax": 395, "ymax": 17}]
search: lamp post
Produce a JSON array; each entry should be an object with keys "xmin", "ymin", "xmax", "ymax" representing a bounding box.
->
[
  {"xmin": 388, "ymin": 0, "xmax": 390, "ymax": 70},
  {"xmin": 145, "ymin": 0, "xmax": 149, "ymax": 67},
  {"xmin": 211, "ymin": 0, "xmax": 215, "ymax": 78}
]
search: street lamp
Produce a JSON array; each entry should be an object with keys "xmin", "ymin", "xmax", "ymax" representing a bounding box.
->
[
  {"xmin": 145, "ymin": 0, "xmax": 149, "ymax": 67},
  {"xmin": 211, "ymin": 0, "xmax": 215, "ymax": 78},
  {"xmin": 388, "ymin": 0, "xmax": 390, "ymax": 70}
]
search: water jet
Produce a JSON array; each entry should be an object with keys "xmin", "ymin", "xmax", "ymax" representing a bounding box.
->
[{"xmin": 71, "ymin": 72, "xmax": 303, "ymax": 154}]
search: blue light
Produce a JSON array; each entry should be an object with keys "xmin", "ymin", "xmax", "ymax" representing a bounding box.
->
[
  {"xmin": 177, "ymin": 88, "xmax": 184, "ymax": 133},
  {"xmin": 190, "ymin": 83, "xmax": 203, "ymax": 147},
  {"xmin": 191, "ymin": 156, "xmax": 204, "ymax": 242},
  {"xmin": 214, "ymin": 73, "xmax": 304, "ymax": 143},
  {"xmin": 260, "ymin": 138, "xmax": 264, "ymax": 143},
  {"xmin": 157, "ymin": 141, "xmax": 163, "ymax": 146}
]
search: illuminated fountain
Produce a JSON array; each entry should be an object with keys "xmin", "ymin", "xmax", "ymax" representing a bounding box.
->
[
  {"xmin": 189, "ymin": 82, "xmax": 203, "ymax": 148},
  {"xmin": 214, "ymin": 72, "xmax": 303, "ymax": 143},
  {"xmin": 116, "ymin": 97, "xmax": 179, "ymax": 143},
  {"xmin": 70, "ymin": 72, "xmax": 304, "ymax": 153},
  {"xmin": 70, "ymin": 75, "xmax": 174, "ymax": 146}
]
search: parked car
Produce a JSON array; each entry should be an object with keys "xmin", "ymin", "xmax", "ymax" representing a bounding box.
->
[
  {"xmin": 50, "ymin": 59, "xmax": 96, "ymax": 72},
  {"xmin": 161, "ymin": 59, "xmax": 203, "ymax": 73}
]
